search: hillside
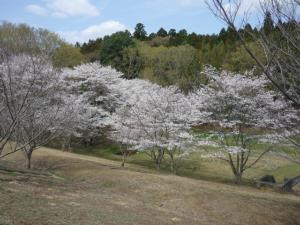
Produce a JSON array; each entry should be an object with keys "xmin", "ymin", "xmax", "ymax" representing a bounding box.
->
[{"xmin": 0, "ymin": 147, "xmax": 299, "ymax": 225}]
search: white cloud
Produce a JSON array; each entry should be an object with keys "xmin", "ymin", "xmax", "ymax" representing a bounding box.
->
[
  {"xmin": 26, "ymin": 4, "xmax": 48, "ymax": 16},
  {"xmin": 46, "ymin": 0, "xmax": 99, "ymax": 17},
  {"xmin": 59, "ymin": 20, "xmax": 130, "ymax": 43},
  {"xmin": 26, "ymin": 0, "xmax": 99, "ymax": 18}
]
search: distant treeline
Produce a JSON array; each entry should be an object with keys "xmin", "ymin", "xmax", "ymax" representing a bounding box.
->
[
  {"xmin": 76, "ymin": 12, "xmax": 297, "ymax": 92},
  {"xmin": 1, "ymin": 12, "xmax": 296, "ymax": 92}
]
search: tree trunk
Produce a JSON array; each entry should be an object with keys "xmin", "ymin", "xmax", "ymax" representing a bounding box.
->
[
  {"xmin": 62, "ymin": 135, "xmax": 71, "ymax": 152},
  {"xmin": 26, "ymin": 152, "xmax": 32, "ymax": 169},
  {"xmin": 61, "ymin": 139, "xmax": 66, "ymax": 151},
  {"xmin": 235, "ymin": 173, "xmax": 242, "ymax": 184},
  {"xmin": 67, "ymin": 137, "xmax": 71, "ymax": 151},
  {"xmin": 121, "ymin": 153, "xmax": 126, "ymax": 167},
  {"xmin": 170, "ymin": 161, "xmax": 174, "ymax": 173},
  {"xmin": 155, "ymin": 162, "xmax": 161, "ymax": 170},
  {"xmin": 155, "ymin": 155, "xmax": 161, "ymax": 170},
  {"xmin": 169, "ymin": 153, "xmax": 175, "ymax": 173},
  {"xmin": 156, "ymin": 148, "xmax": 164, "ymax": 170}
]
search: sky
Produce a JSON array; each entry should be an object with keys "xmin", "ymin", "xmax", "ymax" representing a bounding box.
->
[{"xmin": 0, "ymin": 0, "xmax": 261, "ymax": 43}]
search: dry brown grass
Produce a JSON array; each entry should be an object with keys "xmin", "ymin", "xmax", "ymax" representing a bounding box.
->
[{"xmin": 0, "ymin": 147, "xmax": 299, "ymax": 225}]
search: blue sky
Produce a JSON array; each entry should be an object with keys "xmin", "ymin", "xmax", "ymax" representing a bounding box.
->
[{"xmin": 0, "ymin": 0, "xmax": 260, "ymax": 43}]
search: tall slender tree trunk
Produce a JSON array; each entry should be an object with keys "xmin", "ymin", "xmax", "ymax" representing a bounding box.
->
[
  {"xmin": 67, "ymin": 137, "xmax": 71, "ymax": 151},
  {"xmin": 235, "ymin": 173, "xmax": 243, "ymax": 184},
  {"xmin": 155, "ymin": 161, "xmax": 161, "ymax": 170},
  {"xmin": 121, "ymin": 153, "xmax": 126, "ymax": 167},
  {"xmin": 156, "ymin": 150, "xmax": 164, "ymax": 170},
  {"xmin": 62, "ymin": 135, "xmax": 71, "ymax": 152},
  {"xmin": 26, "ymin": 151, "xmax": 33, "ymax": 169},
  {"xmin": 169, "ymin": 153, "xmax": 175, "ymax": 173},
  {"xmin": 62, "ymin": 140, "xmax": 66, "ymax": 152}
]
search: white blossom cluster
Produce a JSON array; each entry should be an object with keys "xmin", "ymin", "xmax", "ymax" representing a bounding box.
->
[
  {"xmin": 3, "ymin": 58, "xmax": 296, "ymax": 158},
  {"xmin": 0, "ymin": 54, "xmax": 73, "ymax": 158},
  {"xmin": 57, "ymin": 63, "xmax": 299, "ymax": 156}
]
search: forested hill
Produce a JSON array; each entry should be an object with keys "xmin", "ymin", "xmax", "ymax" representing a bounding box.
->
[
  {"xmin": 1, "ymin": 11, "xmax": 297, "ymax": 94},
  {"xmin": 74, "ymin": 12, "xmax": 298, "ymax": 92}
]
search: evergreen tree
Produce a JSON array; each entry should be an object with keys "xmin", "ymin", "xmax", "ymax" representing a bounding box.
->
[
  {"xmin": 100, "ymin": 30, "xmax": 134, "ymax": 71},
  {"xmin": 225, "ymin": 26, "xmax": 238, "ymax": 47},
  {"xmin": 244, "ymin": 23, "xmax": 254, "ymax": 41},
  {"xmin": 168, "ymin": 28, "xmax": 177, "ymax": 46},
  {"xmin": 133, "ymin": 23, "xmax": 147, "ymax": 40},
  {"xmin": 75, "ymin": 42, "xmax": 81, "ymax": 48},
  {"xmin": 148, "ymin": 32, "xmax": 156, "ymax": 40},
  {"xmin": 177, "ymin": 29, "xmax": 188, "ymax": 45},
  {"xmin": 263, "ymin": 11, "xmax": 274, "ymax": 36},
  {"xmin": 219, "ymin": 28, "xmax": 227, "ymax": 43},
  {"xmin": 168, "ymin": 28, "xmax": 177, "ymax": 37},
  {"xmin": 187, "ymin": 32, "xmax": 201, "ymax": 49},
  {"xmin": 157, "ymin": 27, "xmax": 168, "ymax": 37}
]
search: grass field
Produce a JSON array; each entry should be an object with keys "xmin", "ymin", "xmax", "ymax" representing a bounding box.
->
[
  {"xmin": 0, "ymin": 147, "xmax": 300, "ymax": 225},
  {"xmin": 72, "ymin": 138, "xmax": 300, "ymax": 185}
]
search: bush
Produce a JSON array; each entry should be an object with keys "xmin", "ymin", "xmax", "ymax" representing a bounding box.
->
[
  {"xmin": 53, "ymin": 44, "xmax": 85, "ymax": 68},
  {"xmin": 223, "ymin": 42, "xmax": 266, "ymax": 73},
  {"xmin": 138, "ymin": 44, "xmax": 202, "ymax": 92},
  {"xmin": 120, "ymin": 47, "xmax": 144, "ymax": 79}
]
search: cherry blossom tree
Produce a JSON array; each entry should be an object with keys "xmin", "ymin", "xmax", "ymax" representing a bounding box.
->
[
  {"xmin": 192, "ymin": 66, "xmax": 299, "ymax": 183},
  {"xmin": 109, "ymin": 77, "xmax": 196, "ymax": 171},
  {"xmin": 66, "ymin": 62, "xmax": 298, "ymax": 177},
  {"xmin": 0, "ymin": 58, "xmax": 119, "ymax": 166},
  {"xmin": 3, "ymin": 55, "xmax": 296, "ymax": 175},
  {"xmin": 0, "ymin": 54, "xmax": 53, "ymax": 158},
  {"xmin": 58, "ymin": 63, "xmax": 122, "ymax": 148},
  {"xmin": 207, "ymin": 0, "xmax": 300, "ymax": 158},
  {"xmin": 110, "ymin": 107, "xmax": 139, "ymax": 167},
  {"xmin": 0, "ymin": 22, "xmax": 68, "ymax": 167},
  {"xmin": 0, "ymin": 54, "xmax": 75, "ymax": 168},
  {"xmin": 207, "ymin": 0, "xmax": 300, "ymax": 108}
]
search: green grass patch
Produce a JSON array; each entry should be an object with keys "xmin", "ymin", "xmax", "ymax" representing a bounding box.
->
[
  {"xmin": 73, "ymin": 142, "xmax": 121, "ymax": 161},
  {"xmin": 72, "ymin": 136, "xmax": 300, "ymax": 187},
  {"xmin": 269, "ymin": 165, "xmax": 300, "ymax": 182}
]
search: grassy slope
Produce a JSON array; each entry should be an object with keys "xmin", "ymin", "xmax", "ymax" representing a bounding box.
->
[
  {"xmin": 72, "ymin": 140, "xmax": 300, "ymax": 185},
  {"xmin": 0, "ymin": 147, "xmax": 299, "ymax": 225}
]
